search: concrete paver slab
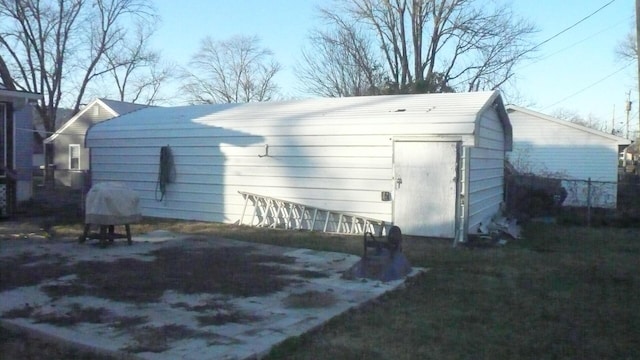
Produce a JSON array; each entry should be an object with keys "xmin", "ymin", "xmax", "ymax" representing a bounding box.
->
[{"xmin": 0, "ymin": 231, "xmax": 421, "ymax": 359}]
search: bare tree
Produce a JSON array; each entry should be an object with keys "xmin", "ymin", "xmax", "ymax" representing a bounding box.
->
[
  {"xmin": 103, "ymin": 24, "xmax": 171, "ymax": 105},
  {"xmin": 616, "ymin": 31, "xmax": 636, "ymax": 61},
  {"xmin": 0, "ymin": 0, "xmax": 156, "ymax": 138},
  {"xmin": 551, "ymin": 108, "xmax": 607, "ymax": 132},
  {"xmin": 299, "ymin": 0, "xmax": 537, "ymax": 96},
  {"xmin": 181, "ymin": 35, "xmax": 281, "ymax": 104},
  {"xmin": 0, "ymin": 54, "xmax": 14, "ymax": 89},
  {"xmin": 296, "ymin": 10, "xmax": 385, "ymax": 97}
]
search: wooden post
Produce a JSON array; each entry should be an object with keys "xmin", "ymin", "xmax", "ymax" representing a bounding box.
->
[
  {"xmin": 587, "ymin": 178, "xmax": 592, "ymax": 227},
  {"xmin": 636, "ymin": 0, "xmax": 640, "ymax": 142}
]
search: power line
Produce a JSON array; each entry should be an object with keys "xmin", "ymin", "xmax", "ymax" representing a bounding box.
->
[
  {"xmin": 542, "ymin": 61, "xmax": 635, "ymax": 110},
  {"xmin": 15, "ymin": 127, "xmax": 56, "ymax": 135},
  {"xmin": 450, "ymin": 0, "xmax": 620, "ymax": 89},
  {"xmin": 518, "ymin": 15, "xmax": 632, "ymax": 71},
  {"xmin": 525, "ymin": 0, "xmax": 618, "ymax": 55},
  {"xmin": 613, "ymin": 107, "xmax": 639, "ymax": 124}
]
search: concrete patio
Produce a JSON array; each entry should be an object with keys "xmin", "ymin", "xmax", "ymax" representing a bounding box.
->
[{"xmin": 0, "ymin": 230, "xmax": 421, "ymax": 359}]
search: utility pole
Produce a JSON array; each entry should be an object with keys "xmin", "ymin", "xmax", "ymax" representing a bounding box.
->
[
  {"xmin": 612, "ymin": 104, "xmax": 616, "ymax": 135},
  {"xmin": 636, "ymin": 0, "xmax": 640, "ymax": 142},
  {"xmin": 626, "ymin": 91, "xmax": 632, "ymax": 139}
]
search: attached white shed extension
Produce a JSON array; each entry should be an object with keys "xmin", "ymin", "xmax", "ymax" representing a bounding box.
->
[
  {"xmin": 86, "ymin": 91, "xmax": 511, "ymax": 240},
  {"xmin": 506, "ymin": 105, "xmax": 631, "ymax": 208}
]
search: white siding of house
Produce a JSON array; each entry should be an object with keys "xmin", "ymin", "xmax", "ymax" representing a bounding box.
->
[
  {"xmin": 468, "ymin": 109, "xmax": 506, "ymax": 232},
  {"xmin": 87, "ymin": 92, "xmax": 510, "ymax": 236},
  {"xmin": 507, "ymin": 107, "xmax": 629, "ymax": 208}
]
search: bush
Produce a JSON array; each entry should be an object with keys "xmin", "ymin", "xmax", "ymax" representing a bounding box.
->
[{"xmin": 505, "ymin": 173, "xmax": 566, "ymax": 220}]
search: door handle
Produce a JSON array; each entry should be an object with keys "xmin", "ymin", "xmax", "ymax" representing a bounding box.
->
[{"xmin": 396, "ymin": 177, "xmax": 403, "ymax": 189}]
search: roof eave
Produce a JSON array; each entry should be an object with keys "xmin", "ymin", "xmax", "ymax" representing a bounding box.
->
[
  {"xmin": 506, "ymin": 104, "xmax": 631, "ymax": 144},
  {"xmin": 0, "ymin": 88, "xmax": 42, "ymax": 108},
  {"xmin": 475, "ymin": 91, "xmax": 512, "ymax": 151},
  {"xmin": 44, "ymin": 98, "xmax": 119, "ymax": 144}
]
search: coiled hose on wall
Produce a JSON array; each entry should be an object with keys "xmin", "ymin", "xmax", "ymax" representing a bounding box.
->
[{"xmin": 155, "ymin": 145, "xmax": 175, "ymax": 201}]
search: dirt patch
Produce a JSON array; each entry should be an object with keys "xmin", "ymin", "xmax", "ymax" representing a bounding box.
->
[
  {"xmin": 196, "ymin": 309, "xmax": 261, "ymax": 326},
  {"xmin": 296, "ymin": 270, "xmax": 330, "ymax": 279},
  {"xmin": 0, "ymin": 326, "xmax": 114, "ymax": 360},
  {"xmin": 110, "ymin": 315, "xmax": 149, "ymax": 330},
  {"xmin": 2, "ymin": 244, "xmax": 318, "ymax": 304},
  {"xmin": 123, "ymin": 323, "xmax": 235, "ymax": 353},
  {"xmin": 172, "ymin": 298, "xmax": 261, "ymax": 326},
  {"xmin": 33, "ymin": 304, "xmax": 110, "ymax": 327},
  {"xmin": 47, "ymin": 245, "xmax": 301, "ymax": 303},
  {"xmin": 283, "ymin": 290, "xmax": 337, "ymax": 308},
  {"xmin": 4, "ymin": 303, "xmax": 148, "ymax": 329},
  {"xmin": 124, "ymin": 324, "xmax": 197, "ymax": 353},
  {"xmin": 0, "ymin": 253, "xmax": 72, "ymax": 291}
]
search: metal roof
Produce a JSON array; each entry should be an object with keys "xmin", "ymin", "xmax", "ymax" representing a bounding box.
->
[
  {"xmin": 98, "ymin": 98, "xmax": 148, "ymax": 116},
  {"xmin": 506, "ymin": 105, "xmax": 632, "ymax": 146},
  {"xmin": 90, "ymin": 91, "xmax": 502, "ymax": 124},
  {"xmin": 87, "ymin": 91, "xmax": 511, "ymax": 149}
]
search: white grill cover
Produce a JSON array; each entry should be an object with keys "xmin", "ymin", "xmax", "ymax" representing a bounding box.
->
[{"xmin": 85, "ymin": 182, "xmax": 142, "ymax": 225}]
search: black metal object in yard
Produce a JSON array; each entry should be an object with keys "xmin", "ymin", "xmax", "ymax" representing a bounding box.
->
[
  {"xmin": 363, "ymin": 225, "xmax": 402, "ymax": 257},
  {"xmin": 80, "ymin": 224, "xmax": 133, "ymax": 247},
  {"xmin": 343, "ymin": 225, "xmax": 412, "ymax": 282}
]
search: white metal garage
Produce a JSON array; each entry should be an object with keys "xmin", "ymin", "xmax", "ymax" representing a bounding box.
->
[{"xmin": 86, "ymin": 91, "xmax": 512, "ymax": 241}]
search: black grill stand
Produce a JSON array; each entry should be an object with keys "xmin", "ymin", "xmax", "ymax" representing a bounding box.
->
[
  {"xmin": 80, "ymin": 224, "xmax": 132, "ymax": 247},
  {"xmin": 364, "ymin": 225, "xmax": 402, "ymax": 258},
  {"xmin": 342, "ymin": 225, "xmax": 411, "ymax": 281}
]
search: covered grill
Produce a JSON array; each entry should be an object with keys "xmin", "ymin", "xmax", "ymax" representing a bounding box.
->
[{"xmin": 80, "ymin": 182, "xmax": 141, "ymax": 246}]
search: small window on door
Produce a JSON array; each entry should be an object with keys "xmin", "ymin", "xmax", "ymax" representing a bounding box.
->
[{"xmin": 69, "ymin": 144, "xmax": 80, "ymax": 170}]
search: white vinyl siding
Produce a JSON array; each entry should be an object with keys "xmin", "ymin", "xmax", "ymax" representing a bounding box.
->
[
  {"xmin": 468, "ymin": 109, "xmax": 506, "ymax": 232},
  {"xmin": 90, "ymin": 132, "xmax": 395, "ymax": 222},
  {"xmin": 87, "ymin": 92, "xmax": 510, "ymax": 237},
  {"xmin": 507, "ymin": 107, "xmax": 628, "ymax": 208}
]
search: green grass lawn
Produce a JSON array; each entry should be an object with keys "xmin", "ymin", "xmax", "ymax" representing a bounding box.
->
[
  {"xmin": 259, "ymin": 224, "xmax": 640, "ymax": 360},
  {"xmin": 13, "ymin": 220, "xmax": 640, "ymax": 359}
]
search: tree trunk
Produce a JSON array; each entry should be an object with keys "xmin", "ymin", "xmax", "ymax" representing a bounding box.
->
[{"xmin": 0, "ymin": 56, "xmax": 15, "ymax": 89}]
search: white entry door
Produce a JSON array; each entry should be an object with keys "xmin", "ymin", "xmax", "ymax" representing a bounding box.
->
[{"xmin": 393, "ymin": 141, "xmax": 459, "ymax": 237}]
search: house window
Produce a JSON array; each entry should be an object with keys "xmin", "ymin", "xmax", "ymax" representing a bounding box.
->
[{"xmin": 69, "ymin": 144, "xmax": 80, "ymax": 170}]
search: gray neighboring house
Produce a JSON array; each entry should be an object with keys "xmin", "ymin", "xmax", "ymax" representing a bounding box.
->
[
  {"xmin": 33, "ymin": 108, "xmax": 73, "ymax": 172},
  {"xmin": 1, "ymin": 82, "xmax": 41, "ymax": 216},
  {"xmin": 44, "ymin": 98, "xmax": 147, "ymax": 189}
]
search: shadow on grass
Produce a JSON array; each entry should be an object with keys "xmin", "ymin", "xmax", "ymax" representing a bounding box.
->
[
  {"xmin": 263, "ymin": 223, "xmax": 640, "ymax": 360},
  {"xmin": 5, "ymin": 191, "xmax": 640, "ymax": 360}
]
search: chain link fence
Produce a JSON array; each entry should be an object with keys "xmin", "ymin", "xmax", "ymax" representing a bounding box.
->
[{"xmin": 505, "ymin": 172, "xmax": 640, "ymax": 227}]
